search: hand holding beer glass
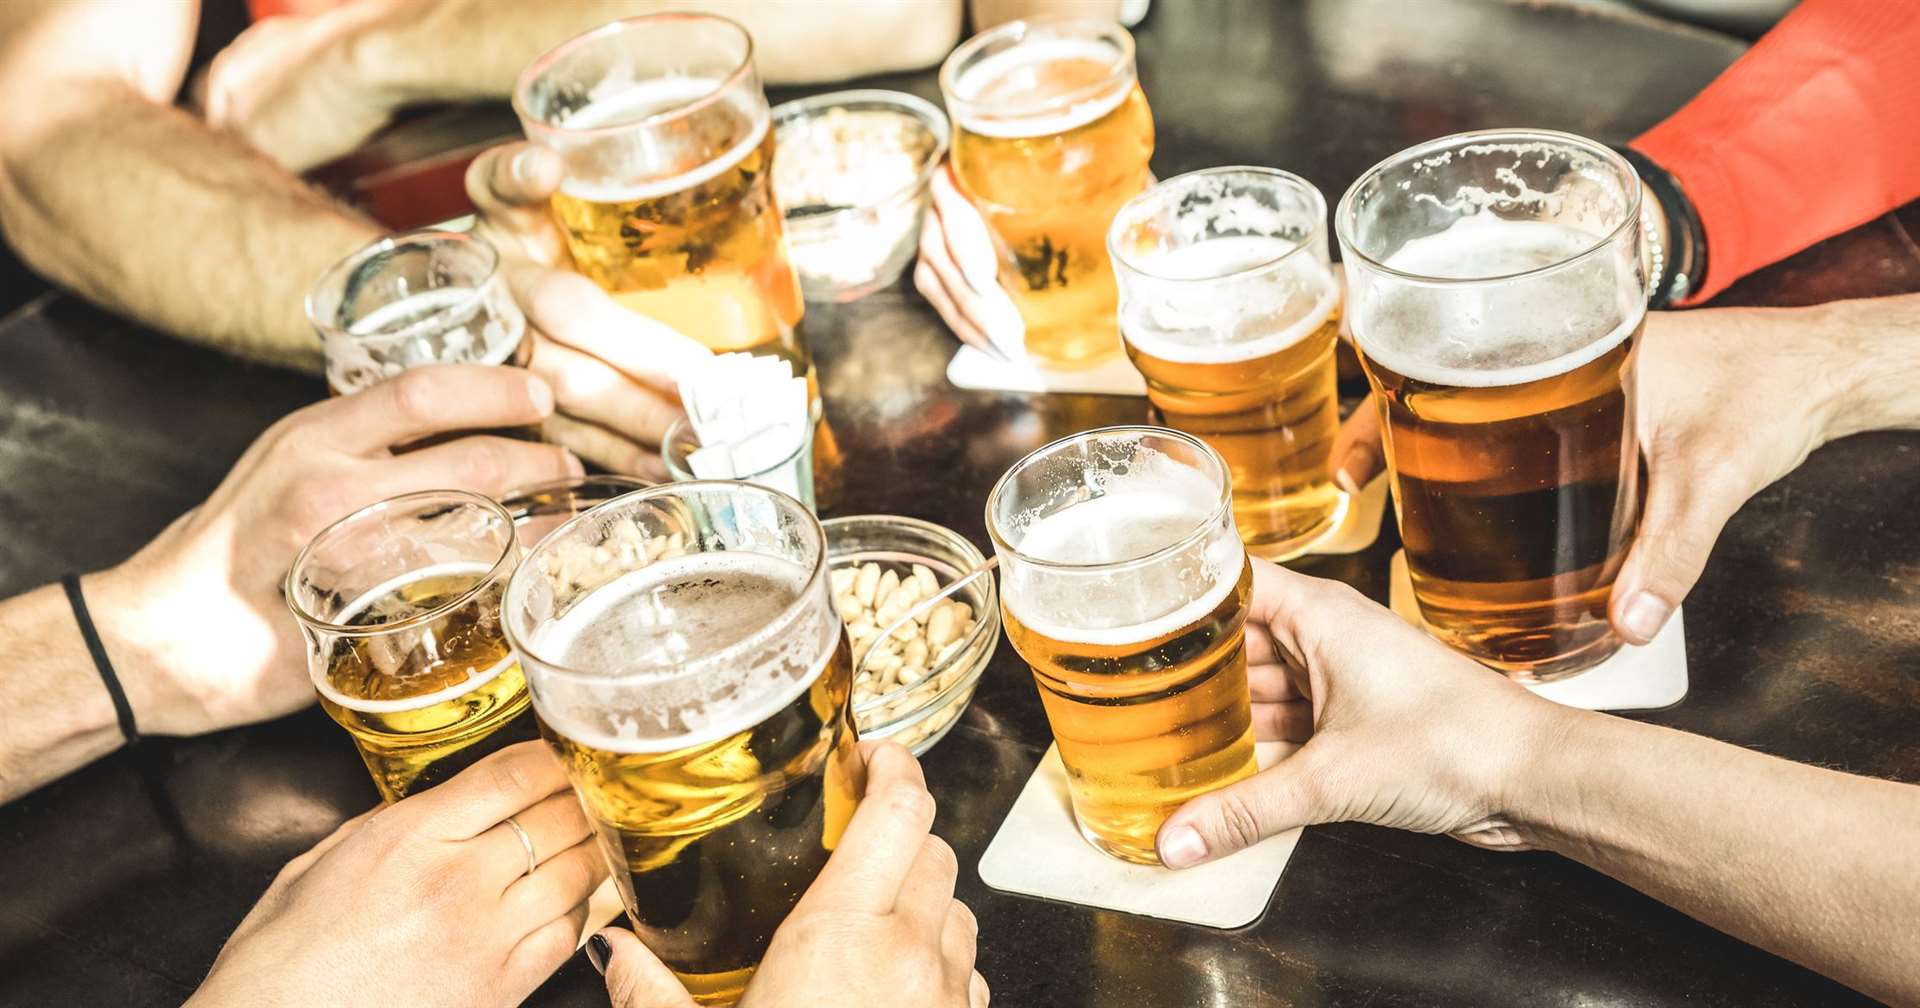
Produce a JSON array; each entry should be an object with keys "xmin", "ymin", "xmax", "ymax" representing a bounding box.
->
[
  {"xmin": 1337, "ymin": 129, "xmax": 1647, "ymax": 681},
  {"xmin": 938, "ymin": 18, "xmax": 1154, "ymax": 367},
  {"xmin": 1110, "ymin": 167, "xmax": 1348, "ymax": 560},
  {"xmin": 504, "ymin": 481, "xmax": 858, "ymax": 1005},
  {"xmin": 987, "ymin": 427, "xmax": 1258, "ymax": 864}
]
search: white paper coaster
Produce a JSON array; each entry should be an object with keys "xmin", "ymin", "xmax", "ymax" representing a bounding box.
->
[
  {"xmin": 978, "ymin": 741, "xmax": 1302, "ymax": 929},
  {"xmin": 946, "ymin": 344, "xmax": 1148, "ymax": 396},
  {"xmin": 1297, "ymin": 473, "xmax": 1387, "ymax": 557},
  {"xmin": 1386, "ymin": 550, "xmax": 1688, "ymax": 711}
]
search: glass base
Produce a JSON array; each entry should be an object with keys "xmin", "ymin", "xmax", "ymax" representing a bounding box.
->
[
  {"xmin": 1242, "ymin": 490, "xmax": 1349, "ymax": 563},
  {"xmin": 1479, "ymin": 633, "xmax": 1623, "ymax": 684},
  {"xmin": 1075, "ymin": 816, "xmax": 1164, "ymax": 866}
]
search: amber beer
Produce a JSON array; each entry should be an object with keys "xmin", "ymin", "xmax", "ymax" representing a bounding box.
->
[
  {"xmin": 287, "ymin": 492, "xmax": 537, "ymax": 802},
  {"xmin": 1111, "ymin": 167, "xmax": 1348, "ymax": 560},
  {"xmin": 506, "ymin": 482, "xmax": 855, "ymax": 1006},
  {"xmin": 987, "ymin": 427, "xmax": 1257, "ymax": 864},
  {"xmin": 1338, "ymin": 130, "xmax": 1648, "ymax": 681},
  {"xmin": 942, "ymin": 18, "xmax": 1155, "ymax": 367}
]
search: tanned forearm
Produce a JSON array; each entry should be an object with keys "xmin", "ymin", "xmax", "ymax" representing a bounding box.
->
[
  {"xmin": 1511, "ymin": 707, "xmax": 1920, "ymax": 1005},
  {"xmin": 1822, "ymin": 292, "xmax": 1920, "ymax": 441}
]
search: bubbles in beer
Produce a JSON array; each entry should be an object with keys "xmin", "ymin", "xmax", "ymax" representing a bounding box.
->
[
  {"xmin": 314, "ymin": 561, "xmax": 518, "ymax": 715},
  {"xmin": 530, "ymin": 551, "xmax": 836, "ymax": 753},
  {"xmin": 1119, "ymin": 235, "xmax": 1338, "ymax": 364},
  {"xmin": 554, "ymin": 78, "xmax": 770, "ymax": 203},
  {"xmin": 1353, "ymin": 216, "xmax": 1641, "ymax": 388},
  {"xmin": 950, "ymin": 38, "xmax": 1132, "ymax": 139}
]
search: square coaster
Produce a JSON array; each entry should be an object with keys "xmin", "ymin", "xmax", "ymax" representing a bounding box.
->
[
  {"xmin": 946, "ymin": 345, "xmax": 1148, "ymax": 396},
  {"xmin": 1299, "ymin": 472, "xmax": 1387, "ymax": 557},
  {"xmin": 978, "ymin": 742, "xmax": 1302, "ymax": 929},
  {"xmin": 1386, "ymin": 550, "xmax": 1688, "ymax": 712}
]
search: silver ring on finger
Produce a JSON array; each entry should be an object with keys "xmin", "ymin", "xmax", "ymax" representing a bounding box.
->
[{"xmin": 504, "ymin": 815, "xmax": 537, "ymax": 878}]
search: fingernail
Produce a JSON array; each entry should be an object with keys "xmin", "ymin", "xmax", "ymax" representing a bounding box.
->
[
  {"xmin": 1619, "ymin": 591, "xmax": 1671, "ymax": 644},
  {"xmin": 511, "ymin": 148, "xmax": 541, "ymax": 186},
  {"xmin": 1159, "ymin": 825, "xmax": 1208, "ymax": 870},
  {"xmin": 1334, "ymin": 466, "xmax": 1361, "ymax": 498},
  {"xmin": 585, "ymin": 933, "xmax": 611, "ymax": 975},
  {"xmin": 527, "ymin": 377, "xmax": 555, "ymax": 416},
  {"xmin": 563, "ymin": 451, "xmax": 585, "ymax": 478}
]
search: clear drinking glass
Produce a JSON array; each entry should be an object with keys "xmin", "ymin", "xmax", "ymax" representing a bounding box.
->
[
  {"xmin": 985, "ymin": 425, "xmax": 1257, "ymax": 864},
  {"xmin": 661, "ymin": 416, "xmax": 815, "ymax": 512},
  {"xmin": 1336, "ymin": 128, "xmax": 1646, "ymax": 681},
  {"xmin": 1110, "ymin": 166, "xmax": 1348, "ymax": 561}
]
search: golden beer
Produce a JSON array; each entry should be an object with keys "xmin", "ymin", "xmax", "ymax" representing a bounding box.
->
[
  {"xmin": 942, "ymin": 19, "xmax": 1155, "ymax": 367},
  {"xmin": 1112, "ymin": 168, "xmax": 1348, "ymax": 559},
  {"xmin": 289, "ymin": 492, "xmax": 534, "ymax": 802},
  {"xmin": 988, "ymin": 427, "xmax": 1257, "ymax": 864},
  {"xmin": 507, "ymin": 482, "xmax": 855, "ymax": 1006},
  {"xmin": 1338, "ymin": 130, "xmax": 1647, "ymax": 681}
]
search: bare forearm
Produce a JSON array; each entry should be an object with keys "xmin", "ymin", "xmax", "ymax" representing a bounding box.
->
[
  {"xmin": 1512, "ymin": 707, "xmax": 1920, "ymax": 1004},
  {"xmin": 0, "ymin": 585, "xmax": 125, "ymax": 803},
  {"xmin": 0, "ymin": 80, "xmax": 377, "ymax": 368},
  {"xmin": 355, "ymin": 0, "xmax": 962, "ymax": 98},
  {"xmin": 1823, "ymin": 292, "xmax": 1920, "ymax": 440}
]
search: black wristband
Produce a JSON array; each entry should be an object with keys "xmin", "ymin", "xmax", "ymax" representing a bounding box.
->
[
  {"xmin": 62, "ymin": 573, "xmax": 138, "ymax": 746},
  {"xmin": 1615, "ymin": 145, "xmax": 1708, "ymax": 307}
]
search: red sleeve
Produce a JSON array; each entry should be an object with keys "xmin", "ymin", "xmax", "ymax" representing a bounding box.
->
[{"xmin": 1631, "ymin": 0, "xmax": 1920, "ymax": 305}]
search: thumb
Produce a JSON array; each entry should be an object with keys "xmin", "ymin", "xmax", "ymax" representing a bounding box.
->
[
  {"xmin": 596, "ymin": 929, "xmax": 698, "ymax": 1008},
  {"xmin": 467, "ymin": 140, "xmax": 565, "ymax": 211},
  {"xmin": 1609, "ymin": 454, "xmax": 1737, "ymax": 646},
  {"xmin": 1329, "ymin": 393, "xmax": 1385, "ymax": 495},
  {"xmin": 1155, "ymin": 744, "xmax": 1329, "ymax": 869}
]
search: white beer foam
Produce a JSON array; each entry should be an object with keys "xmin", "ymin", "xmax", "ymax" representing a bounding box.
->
[
  {"xmin": 1352, "ymin": 217, "xmax": 1641, "ymax": 389},
  {"xmin": 311, "ymin": 561, "xmax": 519, "ymax": 715},
  {"xmin": 529, "ymin": 551, "xmax": 836, "ymax": 755},
  {"xmin": 1121, "ymin": 236, "xmax": 1338, "ymax": 365},
  {"xmin": 555, "ymin": 78, "xmax": 770, "ymax": 203},
  {"xmin": 951, "ymin": 38, "xmax": 1131, "ymax": 139}
]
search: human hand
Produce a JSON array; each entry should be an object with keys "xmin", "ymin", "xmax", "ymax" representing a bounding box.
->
[
  {"xmin": 1326, "ymin": 306, "xmax": 1855, "ymax": 647},
  {"xmin": 597, "ymin": 741, "xmax": 988, "ymax": 1008},
  {"xmin": 86, "ymin": 365, "xmax": 579, "ymax": 738},
  {"xmin": 185, "ymin": 741, "xmax": 607, "ymax": 1008},
  {"xmin": 197, "ymin": 3, "xmax": 404, "ymax": 172},
  {"xmin": 913, "ymin": 164, "xmax": 1024, "ymax": 360},
  {"xmin": 1157, "ymin": 559, "xmax": 1570, "ymax": 869},
  {"xmin": 465, "ymin": 143, "xmax": 713, "ymax": 477}
]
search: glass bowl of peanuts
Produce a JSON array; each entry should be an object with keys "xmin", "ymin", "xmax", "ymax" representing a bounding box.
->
[{"xmin": 822, "ymin": 514, "xmax": 999, "ymax": 755}]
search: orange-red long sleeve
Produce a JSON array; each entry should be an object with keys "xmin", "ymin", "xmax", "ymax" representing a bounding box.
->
[{"xmin": 1632, "ymin": 0, "xmax": 1920, "ymax": 305}]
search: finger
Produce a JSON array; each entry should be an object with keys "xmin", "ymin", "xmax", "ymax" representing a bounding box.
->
[
  {"xmin": 576, "ymin": 876, "xmax": 626, "ymax": 949},
  {"xmin": 502, "ymin": 910, "xmax": 598, "ymax": 1003},
  {"xmin": 928, "ymin": 165, "xmax": 1001, "ymax": 294},
  {"xmin": 1330, "ymin": 393, "xmax": 1386, "ymax": 496},
  {"xmin": 398, "ymin": 740, "xmax": 572, "ymax": 842},
  {"xmin": 895, "ymin": 835, "xmax": 962, "ymax": 934},
  {"xmin": 970, "ymin": 970, "xmax": 992, "ymax": 1007},
  {"xmin": 318, "ymin": 365, "xmax": 558, "ymax": 455},
  {"xmin": 541, "ymin": 413, "xmax": 669, "ymax": 482},
  {"xmin": 500, "ymin": 838, "xmax": 609, "ymax": 929},
  {"xmin": 800, "ymin": 742, "xmax": 934, "ymax": 914},
  {"xmin": 530, "ymin": 337, "xmax": 686, "ymax": 449},
  {"xmin": 914, "ymin": 256, "xmax": 997, "ymax": 355},
  {"xmin": 924, "ymin": 175, "xmax": 1025, "ymax": 347},
  {"xmin": 373, "ymin": 434, "xmax": 582, "ymax": 498},
  {"xmin": 597, "ymin": 928, "xmax": 699, "ymax": 1008},
  {"xmin": 1251, "ymin": 699, "xmax": 1313, "ymax": 743},
  {"xmin": 1247, "ymin": 661, "xmax": 1301, "ymax": 703},
  {"xmin": 278, "ymin": 805, "xmax": 380, "ymax": 882},
  {"xmin": 484, "ymin": 790, "xmax": 594, "ymax": 893},
  {"xmin": 506, "ymin": 263, "xmax": 712, "ymax": 393},
  {"xmin": 941, "ymin": 899, "xmax": 980, "ymax": 977},
  {"xmin": 1157, "ymin": 744, "xmax": 1332, "ymax": 869},
  {"xmin": 468, "ymin": 140, "xmax": 565, "ymax": 210},
  {"xmin": 1609, "ymin": 457, "xmax": 1734, "ymax": 645}
]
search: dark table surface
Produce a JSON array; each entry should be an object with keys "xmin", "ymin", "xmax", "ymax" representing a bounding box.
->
[{"xmin": 4, "ymin": 1, "xmax": 1918, "ymax": 1006}]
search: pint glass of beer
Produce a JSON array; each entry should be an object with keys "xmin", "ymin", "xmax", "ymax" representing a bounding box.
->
[
  {"xmin": 307, "ymin": 231, "xmax": 530, "ymax": 396},
  {"xmin": 941, "ymin": 18, "xmax": 1154, "ymax": 367},
  {"xmin": 1336, "ymin": 129, "xmax": 1646, "ymax": 681},
  {"xmin": 503, "ymin": 481, "xmax": 857, "ymax": 1005},
  {"xmin": 1110, "ymin": 167, "xmax": 1347, "ymax": 560},
  {"xmin": 513, "ymin": 15, "xmax": 810, "ymax": 379},
  {"xmin": 286, "ymin": 490, "xmax": 538, "ymax": 802},
  {"xmin": 986, "ymin": 426, "xmax": 1258, "ymax": 864}
]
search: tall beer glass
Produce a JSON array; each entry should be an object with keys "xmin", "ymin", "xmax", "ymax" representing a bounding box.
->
[
  {"xmin": 513, "ymin": 15, "xmax": 809, "ymax": 379},
  {"xmin": 1336, "ymin": 129, "xmax": 1646, "ymax": 682},
  {"xmin": 287, "ymin": 490, "xmax": 537, "ymax": 802},
  {"xmin": 986, "ymin": 426, "xmax": 1257, "ymax": 864},
  {"xmin": 1110, "ymin": 167, "xmax": 1347, "ymax": 561},
  {"xmin": 307, "ymin": 231, "xmax": 530, "ymax": 396},
  {"xmin": 504, "ymin": 482, "xmax": 857, "ymax": 1005},
  {"xmin": 941, "ymin": 18, "xmax": 1154, "ymax": 367}
]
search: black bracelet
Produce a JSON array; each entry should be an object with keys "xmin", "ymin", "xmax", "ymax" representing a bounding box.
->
[
  {"xmin": 1614, "ymin": 145, "xmax": 1708, "ymax": 307},
  {"xmin": 62, "ymin": 573, "xmax": 139, "ymax": 746}
]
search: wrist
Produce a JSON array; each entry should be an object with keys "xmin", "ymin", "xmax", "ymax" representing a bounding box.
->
[
  {"xmin": 1817, "ymin": 294, "xmax": 1920, "ymax": 440},
  {"xmin": 82, "ymin": 561, "xmax": 214, "ymax": 737},
  {"xmin": 1483, "ymin": 695, "xmax": 1599, "ymax": 851}
]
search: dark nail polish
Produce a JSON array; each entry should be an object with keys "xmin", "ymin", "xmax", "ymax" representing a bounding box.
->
[{"xmin": 586, "ymin": 933, "xmax": 611, "ymax": 975}]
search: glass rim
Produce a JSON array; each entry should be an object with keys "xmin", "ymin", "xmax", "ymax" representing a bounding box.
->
[
  {"xmin": 306, "ymin": 230, "xmax": 500, "ymax": 344},
  {"xmin": 1107, "ymin": 165, "xmax": 1328, "ymax": 284},
  {"xmin": 984, "ymin": 425, "xmax": 1234, "ymax": 573},
  {"xmin": 938, "ymin": 16, "xmax": 1136, "ymax": 125},
  {"xmin": 511, "ymin": 12, "xmax": 756, "ymax": 139},
  {"xmin": 1333, "ymin": 127, "xmax": 1642, "ymax": 288},
  {"xmin": 661, "ymin": 415, "xmax": 811, "ymax": 481},
  {"xmin": 502, "ymin": 479, "xmax": 830, "ymax": 686},
  {"xmin": 497, "ymin": 474, "xmax": 657, "ymax": 520},
  {"xmin": 772, "ymin": 89, "xmax": 953, "ymax": 226},
  {"xmin": 284, "ymin": 489, "xmax": 518, "ymax": 638}
]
